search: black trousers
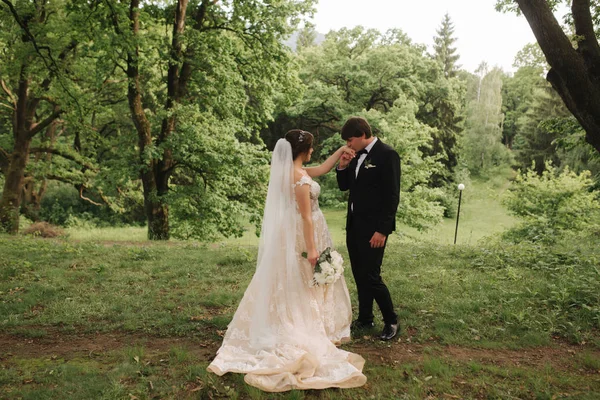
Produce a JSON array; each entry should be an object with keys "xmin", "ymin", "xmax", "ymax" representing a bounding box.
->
[{"xmin": 346, "ymin": 215, "xmax": 397, "ymax": 325}]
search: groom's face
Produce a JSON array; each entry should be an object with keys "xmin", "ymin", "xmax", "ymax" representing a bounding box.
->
[{"xmin": 345, "ymin": 134, "xmax": 367, "ymax": 151}]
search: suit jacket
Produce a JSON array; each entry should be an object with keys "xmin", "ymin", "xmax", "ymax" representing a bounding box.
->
[{"xmin": 336, "ymin": 139, "xmax": 401, "ymax": 235}]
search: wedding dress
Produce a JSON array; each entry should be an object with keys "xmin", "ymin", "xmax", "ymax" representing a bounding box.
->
[{"xmin": 207, "ymin": 139, "xmax": 366, "ymax": 392}]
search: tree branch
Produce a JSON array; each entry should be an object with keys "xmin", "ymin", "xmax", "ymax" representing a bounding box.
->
[
  {"xmin": 0, "ymin": 79, "xmax": 17, "ymax": 109},
  {"xmin": 79, "ymin": 185, "xmax": 103, "ymax": 206},
  {"xmin": 0, "ymin": 147, "xmax": 9, "ymax": 173},
  {"xmin": 0, "ymin": 0, "xmax": 56, "ymax": 74},
  {"xmin": 39, "ymin": 95, "xmax": 58, "ymax": 106},
  {"xmin": 28, "ymin": 108, "xmax": 62, "ymax": 139},
  {"xmin": 572, "ymin": 0, "xmax": 600, "ymax": 76},
  {"xmin": 175, "ymin": 160, "xmax": 208, "ymax": 187},
  {"xmin": 179, "ymin": 0, "xmax": 211, "ymax": 91},
  {"xmin": 516, "ymin": 0, "xmax": 600, "ymax": 152},
  {"xmin": 29, "ymin": 147, "xmax": 98, "ymax": 171},
  {"xmin": 104, "ymin": 0, "xmax": 123, "ymax": 35}
]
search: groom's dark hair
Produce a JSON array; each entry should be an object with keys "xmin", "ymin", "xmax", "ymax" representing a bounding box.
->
[{"xmin": 341, "ymin": 117, "xmax": 372, "ymax": 140}]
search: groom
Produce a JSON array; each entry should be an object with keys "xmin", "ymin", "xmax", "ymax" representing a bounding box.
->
[{"xmin": 336, "ymin": 116, "xmax": 400, "ymax": 341}]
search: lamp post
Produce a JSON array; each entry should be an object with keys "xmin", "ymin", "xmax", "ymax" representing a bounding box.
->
[{"xmin": 454, "ymin": 183, "xmax": 465, "ymax": 245}]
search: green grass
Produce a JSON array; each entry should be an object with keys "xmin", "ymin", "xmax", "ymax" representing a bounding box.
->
[
  {"xmin": 66, "ymin": 225, "xmax": 148, "ymax": 242},
  {"xmin": 1, "ymin": 171, "xmax": 599, "ymax": 399},
  {"xmin": 2, "ymin": 342, "xmax": 597, "ymax": 400},
  {"xmin": 402, "ymin": 174, "xmax": 518, "ymax": 245},
  {"xmin": 1, "ymin": 232, "xmax": 598, "ymax": 398}
]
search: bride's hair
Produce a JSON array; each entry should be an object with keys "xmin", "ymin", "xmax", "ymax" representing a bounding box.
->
[{"xmin": 285, "ymin": 129, "xmax": 314, "ymax": 160}]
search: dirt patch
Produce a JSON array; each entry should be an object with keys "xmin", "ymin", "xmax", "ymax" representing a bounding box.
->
[
  {"xmin": 348, "ymin": 338, "xmax": 600, "ymax": 374},
  {"xmin": 0, "ymin": 330, "xmax": 219, "ymax": 362},
  {"xmin": 1, "ymin": 329, "xmax": 598, "ymax": 374}
]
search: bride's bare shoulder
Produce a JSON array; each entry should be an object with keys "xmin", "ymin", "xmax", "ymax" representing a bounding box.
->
[
  {"xmin": 293, "ymin": 169, "xmax": 311, "ymax": 189},
  {"xmin": 294, "ymin": 169, "xmax": 307, "ymax": 182}
]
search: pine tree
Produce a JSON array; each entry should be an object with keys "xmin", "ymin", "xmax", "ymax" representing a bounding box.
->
[
  {"xmin": 433, "ymin": 13, "xmax": 461, "ymax": 78},
  {"xmin": 296, "ymin": 25, "xmax": 317, "ymax": 50}
]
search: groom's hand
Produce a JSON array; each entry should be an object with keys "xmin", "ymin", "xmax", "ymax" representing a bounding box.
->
[{"xmin": 369, "ymin": 232, "xmax": 387, "ymax": 248}]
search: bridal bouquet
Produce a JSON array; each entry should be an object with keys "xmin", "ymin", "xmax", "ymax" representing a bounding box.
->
[{"xmin": 303, "ymin": 247, "xmax": 344, "ymax": 287}]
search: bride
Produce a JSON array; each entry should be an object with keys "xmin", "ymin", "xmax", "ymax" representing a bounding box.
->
[{"xmin": 207, "ymin": 130, "xmax": 367, "ymax": 392}]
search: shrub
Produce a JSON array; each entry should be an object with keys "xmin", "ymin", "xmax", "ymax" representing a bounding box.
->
[
  {"xmin": 22, "ymin": 222, "xmax": 65, "ymax": 238},
  {"xmin": 503, "ymin": 163, "xmax": 600, "ymax": 243},
  {"xmin": 38, "ymin": 181, "xmax": 145, "ymax": 227}
]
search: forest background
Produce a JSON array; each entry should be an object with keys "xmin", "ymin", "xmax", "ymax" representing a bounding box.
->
[
  {"xmin": 0, "ymin": 0, "xmax": 598, "ymax": 242},
  {"xmin": 1, "ymin": 0, "xmax": 599, "ymax": 398}
]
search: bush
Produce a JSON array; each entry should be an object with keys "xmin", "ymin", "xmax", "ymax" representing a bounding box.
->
[
  {"xmin": 38, "ymin": 181, "xmax": 145, "ymax": 227},
  {"xmin": 503, "ymin": 163, "xmax": 600, "ymax": 243},
  {"xmin": 22, "ymin": 222, "xmax": 65, "ymax": 238}
]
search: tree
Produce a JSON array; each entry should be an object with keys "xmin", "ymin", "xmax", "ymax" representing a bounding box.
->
[
  {"xmin": 501, "ymin": 64, "xmax": 547, "ymax": 149},
  {"xmin": 74, "ymin": 0, "xmax": 315, "ymax": 240},
  {"xmin": 296, "ymin": 24, "xmax": 317, "ymax": 50},
  {"xmin": 0, "ymin": 0, "xmax": 77, "ymax": 233},
  {"xmin": 497, "ymin": 0, "xmax": 600, "ymax": 153},
  {"xmin": 513, "ymin": 42, "xmax": 549, "ymax": 71},
  {"xmin": 462, "ymin": 64, "xmax": 512, "ymax": 173},
  {"xmin": 421, "ymin": 15, "xmax": 466, "ymax": 184},
  {"xmin": 272, "ymin": 27, "xmax": 452, "ymax": 228},
  {"xmin": 432, "ymin": 13, "xmax": 461, "ymax": 78},
  {"xmin": 513, "ymin": 85, "xmax": 571, "ymax": 172}
]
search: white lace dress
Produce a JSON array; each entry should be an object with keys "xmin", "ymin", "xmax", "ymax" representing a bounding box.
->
[
  {"xmin": 207, "ymin": 174, "xmax": 365, "ymax": 392},
  {"xmin": 293, "ymin": 174, "xmax": 353, "ymax": 344}
]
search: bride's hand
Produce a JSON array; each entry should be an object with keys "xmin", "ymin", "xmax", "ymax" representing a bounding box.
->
[
  {"xmin": 340, "ymin": 146, "xmax": 355, "ymax": 158},
  {"xmin": 307, "ymin": 248, "xmax": 319, "ymax": 267},
  {"xmin": 338, "ymin": 146, "xmax": 355, "ymax": 169}
]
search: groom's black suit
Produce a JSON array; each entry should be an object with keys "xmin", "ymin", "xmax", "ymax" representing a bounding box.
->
[{"xmin": 337, "ymin": 138, "xmax": 400, "ymax": 325}]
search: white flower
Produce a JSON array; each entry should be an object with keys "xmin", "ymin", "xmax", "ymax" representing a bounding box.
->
[
  {"xmin": 331, "ymin": 251, "xmax": 343, "ymax": 266},
  {"xmin": 306, "ymin": 247, "xmax": 345, "ymax": 287}
]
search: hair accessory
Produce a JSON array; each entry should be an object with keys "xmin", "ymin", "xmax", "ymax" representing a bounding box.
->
[{"xmin": 298, "ymin": 130, "xmax": 307, "ymax": 143}]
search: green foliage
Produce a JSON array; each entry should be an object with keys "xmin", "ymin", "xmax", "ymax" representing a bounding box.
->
[
  {"xmin": 512, "ymin": 86, "xmax": 567, "ymax": 172},
  {"xmin": 554, "ymin": 128, "xmax": 600, "ymax": 187},
  {"xmin": 466, "ymin": 239, "xmax": 600, "ymax": 344},
  {"xmin": 461, "ymin": 65, "xmax": 513, "ymax": 175},
  {"xmin": 503, "ymin": 163, "xmax": 600, "ymax": 243},
  {"xmin": 269, "ymin": 27, "xmax": 466, "ymax": 228},
  {"xmin": 501, "ymin": 50, "xmax": 599, "ymax": 185},
  {"xmin": 0, "ymin": 0, "xmax": 317, "ymax": 239},
  {"xmin": 38, "ymin": 182, "xmax": 144, "ymax": 227},
  {"xmin": 501, "ymin": 65, "xmax": 547, "ymax": 150},
  {"xmin": 512, "ymin": 43, "xmax": 548, "ymax": 70},
  {"xmin": 167, "ymin": 108, "xmax": 270, "ymax": 240}
]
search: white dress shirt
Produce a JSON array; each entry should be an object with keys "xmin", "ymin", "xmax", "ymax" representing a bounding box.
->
[{"xmin": 355, "ymin": 138, "xmax": 378, "ymax": 178}]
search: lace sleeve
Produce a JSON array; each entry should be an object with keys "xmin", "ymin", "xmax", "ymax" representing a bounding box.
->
[{"xmin": 293, "ymin": 175, "xmax": 312, "ymax": 188}]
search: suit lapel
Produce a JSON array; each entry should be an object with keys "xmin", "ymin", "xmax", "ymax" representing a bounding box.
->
[{"xmin": 356, "ymin": 139, "xmax": 382, "ymax": 180}]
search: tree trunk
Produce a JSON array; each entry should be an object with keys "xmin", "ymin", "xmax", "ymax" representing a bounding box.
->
[
  {"xmin": 516, "ymin": 0, "xmax": 600, "ymax": 152},
  {"xmin": 0, "ymin": 68, "xmax": 34, "ymax": 234},
  {"xmin": 20, "ymin": 121, "xmax": 58, "ymax": 221},
  {"xmin": 0, "ymin": 135, "xmax": 32, "ymax": 233},
  {"xmin": 126, "ymin": 0, "xmax": 169, "ymax": 240}
]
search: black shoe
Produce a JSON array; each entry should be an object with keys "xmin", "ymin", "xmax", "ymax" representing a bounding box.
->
[
  {"xmin": 351, "ymin": 320, "xmax": 375, "ymax": 330},
  {"xmin": 380, "ymin": 323, "xmax": 398, "ymax": 341}
]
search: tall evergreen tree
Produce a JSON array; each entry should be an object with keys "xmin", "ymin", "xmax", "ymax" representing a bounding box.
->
[
  {"xmin": 296, "ymin": 24, "xmax": 317, "ymax": 50},
  {"xmin": 432, "ymin": 13, "xmax": 461, "ymax": 78},
  {"xmin": 419, "ymin": 14, "xmax": 464, "ymax": 185}
]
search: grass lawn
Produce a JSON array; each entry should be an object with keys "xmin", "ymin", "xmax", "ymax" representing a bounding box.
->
[{"xmin": 1, "ymin": 174, "xmax": 599, "ymax": 399}]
